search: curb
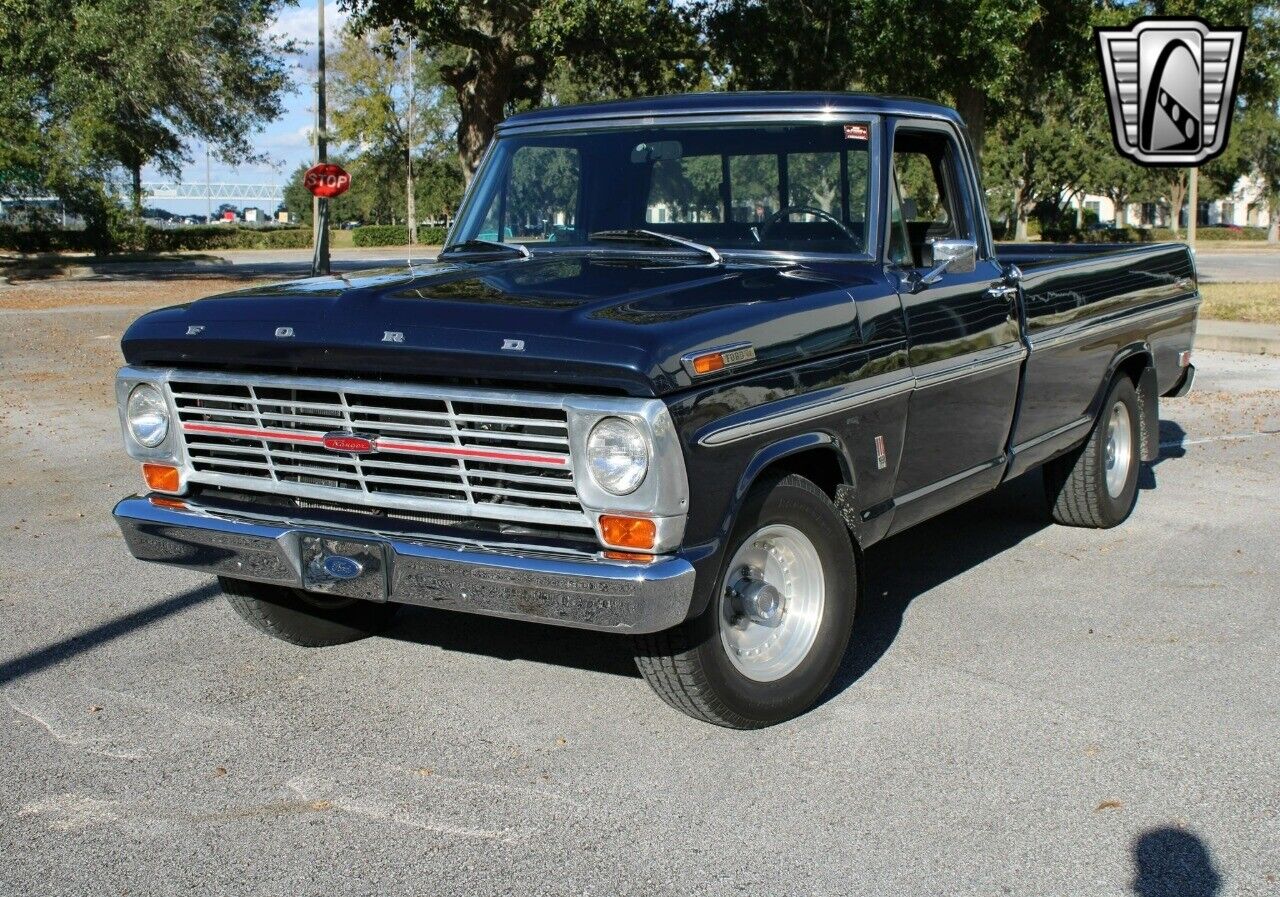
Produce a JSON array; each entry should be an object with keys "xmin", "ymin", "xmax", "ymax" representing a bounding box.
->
[{"xmin": 1197, "ymin": 320, "xmax": 1280, "ymax": 355}]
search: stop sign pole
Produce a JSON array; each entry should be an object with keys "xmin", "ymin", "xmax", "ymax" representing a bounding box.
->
[{"xmin": 311, "ymin": 0, "xmax": 330, "ymax": 276}]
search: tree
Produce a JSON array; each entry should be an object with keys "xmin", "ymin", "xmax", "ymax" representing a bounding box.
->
[
  {"xmin": 1226, "ymin": 105, "xmax": 1280, "ymax": 241},
  {"xmin": 705, "ymin": 0, "xmax": 863, "ymax": 92},
  {"xmin": 329, "ymin": 24, "xmax": 457, "ymax": 240},
  {"xmin": 340, "ymin": 0, "xmax": 705, "ymax": 181},
  {"xmin": 0, "ymin": 0, "xmax": 296, "ymax": 248},
  {"xmin": 704, "ymin": 0, "xmax": 1094, "ymax": 155}
]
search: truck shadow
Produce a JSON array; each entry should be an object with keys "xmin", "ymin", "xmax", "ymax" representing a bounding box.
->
[
  {"xmin": 823, "ymin": 468, "xmax": 1052, "ymax": 702},
  {"xmin": 387, "ymin": 601, "xmax": 641, "ymax": 678},
  {"xmin": 1141, "ymin": 420, "xmax": 1187, "ymax": 489},
  {"xmin": 387, "ymin": 419, "xmax": 1190, "ymax": 688}
]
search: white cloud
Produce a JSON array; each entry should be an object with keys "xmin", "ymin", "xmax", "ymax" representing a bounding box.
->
[{"xmin": 270, "ymin": 1, "xmax": 348, "ymax": 50}]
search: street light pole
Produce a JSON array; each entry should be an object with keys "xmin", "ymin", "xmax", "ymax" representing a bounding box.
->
[
  {"xmin": 311, "ymin": 0, "xmax": 331, "ymax": 276},
  {"xmin": 1187, "ymin": 167, "xmax": 1198, "ymax": 247}
]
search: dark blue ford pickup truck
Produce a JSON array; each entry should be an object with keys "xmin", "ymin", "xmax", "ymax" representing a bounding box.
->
[{"xmin": 113, "ymin": 93, "xmax": 1198, "ymax": 727}]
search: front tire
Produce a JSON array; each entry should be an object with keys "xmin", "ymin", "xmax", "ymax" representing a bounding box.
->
[
  {"xmin": 219, "ymin": 577, "xmax": 398, "ymax": 647},
  {"xmin": 633, "ymin": 474, "xmax": 857, "ymax": 728},
  {"xmin": 1044, "ymin": 375, "xmax": 1141, "ymax": 528}
]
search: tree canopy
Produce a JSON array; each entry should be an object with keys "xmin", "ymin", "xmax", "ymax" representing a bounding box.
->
[
  {"xmin": 339, "ymin": 0, "xmax": 706, "ymax": 180},
  {"xmin": 0, "ymin": 0, "xmax": 296, "ymax": 248}
]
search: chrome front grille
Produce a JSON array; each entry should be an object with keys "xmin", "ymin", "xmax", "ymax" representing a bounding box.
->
[{"xmin": 166, "ymin": 374, "xmax": 589, "ymax": 530}]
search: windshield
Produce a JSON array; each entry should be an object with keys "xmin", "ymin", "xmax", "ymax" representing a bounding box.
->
[{"xmin": 450, "ymin": 122, "xmax": 874, "ymax": 256}]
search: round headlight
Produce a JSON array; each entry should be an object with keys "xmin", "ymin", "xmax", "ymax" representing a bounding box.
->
[
  {"xmin": 586, "ymin": 417, "xmax": 649, "ymax": 495},
  {"xmin": 127, "ymin": 383, "xmax": 170, "ymax": 448}
]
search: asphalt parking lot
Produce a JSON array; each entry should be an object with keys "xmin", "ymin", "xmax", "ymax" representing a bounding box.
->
[{"xmin": 1, "ymin": 299, "xmax": 1277, "ymax": 896}]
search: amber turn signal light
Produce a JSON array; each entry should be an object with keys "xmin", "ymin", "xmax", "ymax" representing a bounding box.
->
[
  {"xmin": 603, "ymin": 550, "xmax": 655, "ymax": 563},
  {"xmin": 142, "ymin": 463, "xmax": 181, "ymax": 494},
  {"xmin": 692, "ymin": 353, "xmax": 726, "ymax": 375},
  {"xmin": 599, "ymin": 514, "xmax": 657, "ymax": 551}
]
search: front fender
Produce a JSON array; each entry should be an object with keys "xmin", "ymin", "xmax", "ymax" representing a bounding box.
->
[{"xmin": 682, "ymin": 433, "xmax": 852, "ymax": 620}]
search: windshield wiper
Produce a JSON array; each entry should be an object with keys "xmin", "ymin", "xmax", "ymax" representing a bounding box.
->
[
  {"xmin": 440, "ymin": 238, "xmax": 532, "ymax": 259},
  {"xmin": 587, "ymin": 229, "xmax": 722, "ymax": 265}
]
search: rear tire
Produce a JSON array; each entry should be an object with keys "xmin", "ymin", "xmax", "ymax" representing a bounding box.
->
[
  {"xmin": 633, "ymin": 474, "xmax": 857, "ymax": 728},
  {"xmin": 1043, "ymin": 375, "xmax": 1141, "ymax": 528},
  {"xmin": 220, "ymin": 577, "xmax": 398, "ymax": 647}
]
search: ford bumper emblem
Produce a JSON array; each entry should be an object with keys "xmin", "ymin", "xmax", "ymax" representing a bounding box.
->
[{"xmin": 322, "ymin": 555, "xmax": 364, "ymax": 580}]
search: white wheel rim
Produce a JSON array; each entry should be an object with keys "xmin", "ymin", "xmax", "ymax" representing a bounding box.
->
[
  {"xmin": 718, "ymin": 524, "xmax": 825, "ymax": 682},
  {"xmin": 1104, "ymin": 400, "xmax": 1133, "ymax": 498}
]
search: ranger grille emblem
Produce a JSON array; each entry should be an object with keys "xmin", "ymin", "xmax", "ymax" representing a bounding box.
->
[{"xmin": 1095, "ymin": 17, "xmax": 1246, "ymax": 166}]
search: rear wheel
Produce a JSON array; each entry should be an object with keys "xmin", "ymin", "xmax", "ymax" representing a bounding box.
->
[
  {"xmin": 633, "ymin": 474, "xmax": 857, "ymax": 728},
  {"xmin": 1044, "ymin": 376, "xmax": 1141, "ymax": 528},
  {"xmin": 220, "ymin": 577, "xmax": 398, "ymax": 647}
]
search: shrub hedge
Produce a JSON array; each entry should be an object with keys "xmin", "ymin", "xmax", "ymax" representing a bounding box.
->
[
  {"xmin": 0, "ymin": 224, "xmax": 315, "ymax": 253},
  {"xmin": 1040, "ymin": 226, "xmax": 1151, "ymax": 243},
  {"xmin": 352, "ymin": 225, "xmax": 448, "ymax": 247},
  {"xmin": 1147, "ymin": 225, "xmax": 1266, "ymax": 241}
]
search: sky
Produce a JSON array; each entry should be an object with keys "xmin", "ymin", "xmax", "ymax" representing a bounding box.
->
[{"xmin": 143, "ymin": 1, "xmax": 349, "ymax": 216}]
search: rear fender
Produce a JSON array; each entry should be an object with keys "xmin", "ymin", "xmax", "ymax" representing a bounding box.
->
[{"xmin": 1096, "ymin": 342, "xmax": 1159, "ymax": 463}]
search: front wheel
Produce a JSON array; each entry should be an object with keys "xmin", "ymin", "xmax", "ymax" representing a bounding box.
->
[
  {"xmin": 219, "ymin": 577, "xmax": 398, "ymax": 647},
  {"xmin": 633, "ymin": 474, "xmax": 857, "ymax": 728}
]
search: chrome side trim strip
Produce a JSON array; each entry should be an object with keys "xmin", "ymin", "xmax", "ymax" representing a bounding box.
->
[
  {"xmin": 1011, "ymin": 416, "xmax": 1092, "ymax": 455},
  {"xmin": 893, "ymin": 456, "xmax": 1005, "ymax": 507},
  {"xmin": 1028, "ymin": 295, "xmax": 1200, "ymax": 352},
  {"xmin": 912, "ymin": 343, "xmax": 1028, "ymax": 390},
  {"xmin": 697, "ymin": 341, "xmax": 1030, "ymax": 447},
  {"xmin": 697, "ymin": 370, "xmax": 914, "ymax": 447}
]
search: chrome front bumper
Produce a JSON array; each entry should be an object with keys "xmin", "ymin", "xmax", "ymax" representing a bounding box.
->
[{"xmin": 113, "ymin": 496, "xmax": 697, "ymax": 633}]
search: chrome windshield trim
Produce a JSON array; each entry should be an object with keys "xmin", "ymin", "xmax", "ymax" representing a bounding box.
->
[
  {"xmin": 497, "ymin": 109, "xmax": 917, "ymax": 135},
  {"xmin": 460, "ymin": 113, "xmax": 883, "ymax": 265}
]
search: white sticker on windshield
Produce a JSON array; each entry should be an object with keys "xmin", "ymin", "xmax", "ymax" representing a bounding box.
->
[{"xmin": 844, "ymin": 123, "xmax": 869, "ymax": 141}]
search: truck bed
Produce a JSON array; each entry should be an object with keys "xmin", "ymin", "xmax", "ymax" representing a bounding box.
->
[{"xmin": 994, "ymin": 241, "xmax": 1185, "ymax": 271}]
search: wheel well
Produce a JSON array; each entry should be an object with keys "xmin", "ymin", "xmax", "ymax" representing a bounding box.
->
[
  {"xmin": 1115, "ymin": 351, "xmax": 1152, "ymax": 387},
  {"xmin": 760, "ymin": 447, "xmax": 847, "ymax": 499},
  {"xmin": 1109, "ymin": 349, "xmax": 1160, "ymax": 463}
]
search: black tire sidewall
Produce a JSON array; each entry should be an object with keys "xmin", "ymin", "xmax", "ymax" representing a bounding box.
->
[
  {"xmin": 691, "ymin": 475, "xmax": 857, "ymax": 725},
  {"xmin": 220, "ymin": 577, "xmax": 397, "ymax": 646},
  {"xmin": 1095, "ymin": 378, "xmax": 1141, "ymax": 526}
]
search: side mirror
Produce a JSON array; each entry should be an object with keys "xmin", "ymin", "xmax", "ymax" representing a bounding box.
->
[
  {"xmin": 907, "ymin": 238, "xmax": 978, "ymax": 293},
  {"xmin": 929, "ymin": 238, "xmax": 977, "ymax": 274}
]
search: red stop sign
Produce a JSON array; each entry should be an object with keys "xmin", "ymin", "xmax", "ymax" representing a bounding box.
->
[{"xmin": 303, "ymin": 163, "xmax": 351, "ymax": 198}]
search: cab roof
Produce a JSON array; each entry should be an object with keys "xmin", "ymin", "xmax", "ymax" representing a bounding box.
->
[{"xmin": 498, "ymin": 91, "xmax": 964, "ymax": 132}]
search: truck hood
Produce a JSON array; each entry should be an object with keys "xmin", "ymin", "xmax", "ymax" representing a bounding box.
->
[{"xmin": 121, "ymin": 254, "xmax": 877, "ymax": 397}]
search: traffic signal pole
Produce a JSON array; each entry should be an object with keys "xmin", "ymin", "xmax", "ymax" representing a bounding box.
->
[{"xmin": 311, "ymin": 0, "xmax": 331, "ymax": 276}]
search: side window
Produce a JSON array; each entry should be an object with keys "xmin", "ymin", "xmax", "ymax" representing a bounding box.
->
[
  {"xmin": 888, "ymin": 170, "xmax": 912, "ymax": 267},
  {"xmin": 478, "ymin": 146, "xmax": 580, "ymax": 242},
  {"xmin": 890, "ymin": 129, "xmax": 972, "ymax": 267},
  {"xmin": 895, "ymin": 152, "xmax": 949, "ymax": 229}
]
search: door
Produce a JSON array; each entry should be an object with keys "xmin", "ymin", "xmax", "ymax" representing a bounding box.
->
[{"xmin": 887, "ymin": 123, "xmax": 1024, "ymax": 533}]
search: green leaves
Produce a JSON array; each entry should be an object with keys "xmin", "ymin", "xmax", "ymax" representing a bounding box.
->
[{"xmin": 3, "ymin": 0, "xmax": 298, "ymax": 248}]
